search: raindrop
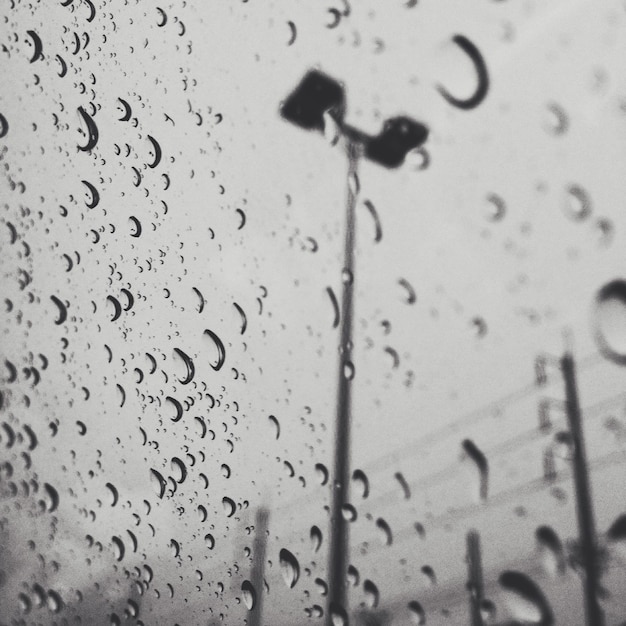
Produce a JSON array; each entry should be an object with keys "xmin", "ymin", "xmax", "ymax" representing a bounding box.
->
[
  {"xmin": 535, "ymin": 525, "xmax": 565, "ymax": 576},
  {"xmin": 279, "ymin": 548, "xmax": 300, "ymax": 588},
  {"xmin": 594, "ymin": 280, "xmax": 626, "ymax": 364},
  {"xmin": 363, "ymin": 579, "xmax": 379, "ymax": 609},
  {"xmin": 471, "ymin": 316, "xmax": 488, "ymax": 338},
  {"xmin": 47, "ymin": 590, "xmax": 63, "ymax": 613},
  {"xmin": 407, "ymin": 600, "xmax": 426, "ymax": 624},
  {"xmin": 480, "ymin": 599, "xmax": 496, "ymax": 621},
  {"xmin": 421, "ymin": 565, "xmax": 436, "ymax": 586},
  {"xmin": 347, "ymin": 564, "xmax": 360, "ymax": 586},
  {"xmin": 341, "ymin": 503, "xmax": 357, "ymax": 522},
  {"xmin": 341, "ymin": 268, "xmax": 354, "ymax": 285},
  {"xmin": 315, "ymin": 463, "xmax": 329, "ymax": 485},
  {"xmin": 205, "ymin": 533, "xmax": 215, "ymax": 549},
  {"xmin": 343, "ymin": 361, "xmax": 355, "ymax": 380},
  {"xmin": 543, "ymin": 102, "xmax": 569, "ymax": 136},
  {"xmin": 105, "ymin": 482, "xmax": 119, "ymax": 506},
  {"xmin": 18, "ymin": 593, "xmax": 31, "ymax": 614},
  {"xmin": 241, "ymin": 580, "xmax": 256, "ymax": 610},
  {"xmin": 563, "ymin": 184, "xmax": 592, "ymax": 221},
  {"xmin": 595, "ymin": 218, "xmax": 614, "ymax": 247},
  {"xmin": 405, "ymin": 146, "xmax": 430, "ymax": 170},
  {"xmin": 150, "ymin": 469, "xmax": 167, "ymax": 499},
  {"xmin": 222, "ymin": 496, "xmax": 236, "ymax": 517},
  {"xmin": 484, "ymin": 193, "xmax": 506, "ymax": 222},
  {"xmin": 461, "ymin": 439, "xmax": 489, "ymax": 502},
  {"xmin": 42, "ymin": 483, "xmax": 59, "ymax": 512},
  {"xmin": 553, "ymin": 430, "xmax": 575, "ymax": 460},
  {"xmin": 310, "ymin": 525, "xmax": 323, "ymax": 553},
  {"xmin": 395, "ymin": 472, "xmax": 411, "ymax": 499},
  {"xmin": 315, "ymin": 577, "xmax": 328, "ymax": 596},
  {"xmin": 362, "ymin": 199, "xmax": 382, "ymax": 242},
  {"xmin": 498, "ymin": 570, "xmax": 553, "ymax": 624},
  {"xmin": 329, "ymin": 602, "xmax": 348, "ymax": 626},
  {"xmin": 323, "ymin": 110, "xmax": 341, "ymax": 146},
  {"xmin": 269, "ymin": 415, "xmax": 280, "ymax": 439},
  {"xmin": 352, "ymin": 469, "xmax": 369, "ymax": 498},
  {"xmin": 376, "ymin": 517, "xmax": 393, "ymax": 546},
  {"xmin": 348, "ymin": 171, "xmax": 360, "ymax": 196},
  {"xmin": 112, "ymin": 536, "xmax": 125, "ymax": 561},
  {"xmin": 170, "ymin": 539, "xmax": 181, "ymax": 558},
  {"xmin": 398, "ymin": 278, "xmax": 416, "ymax": 304},
  {"xmin": 607, "ymin": 513, "xmax": 626, "ymax": 542}
]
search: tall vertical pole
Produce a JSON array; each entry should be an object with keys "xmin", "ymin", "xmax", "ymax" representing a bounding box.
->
[
  {"xmin": 466, "ymin": 530, "xmax": 484, "ymax": 626},
  {"xmin": 561, "ymin": 352, "xmax": 604, "ymax": 626},
  {"xmin": 327, "ymin": 139, "xmax": 360, "ymax": 625},
  {"xmin": 249, "ymin": 508, "xmax": 269, "ymax": 626}
]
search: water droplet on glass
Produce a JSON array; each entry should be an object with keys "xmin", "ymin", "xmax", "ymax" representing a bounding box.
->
[
  {"xmin": 269, "ymin": 414, "xmax": 280, "ymax": 439},
  {"xmin": 408, "ymin": 600, "xmax": 426, "ymax": 624},
  {"xmin": 322, "ymin": 110, "xmax": 341, "ymax": 146},
  {"xmin": 342, "ymin": 361, "xmax": 355, "ymax": 380},
  {"xmin": 421, "ymin": 565, "xmax": 436, "ymax": 586},
  {"xmin": 594, "ymin": 280, "xmax": 626, "ymax": 364},
  {"xmin": 222, "ymin": 496, "xmax": 236, "ymax": 517},
  {"xmin": 376, "ymin": 517, "xmax": 393, "ymax": 546},
  {"xmin": 535, "ymin": 525, "xmax": 565, "ymax": 576},
  {"xmin": 348, "ymin": 171, "xmax": 360, "ymax": 196},
  {"xmin": 42, "ymin": 483, "xmax": 59, "ymax": 512},
  {"xmin": 352, "ymin": 469, "xmax": 369, "ymax": 498},
  {"xmin": 498, "ymin": 570, "xmax": 553, "ymax": 624},
  {"xmin": 241, "ymin": 580, "xmax": 256, "ymax": 610},
  {"xmin": 347, "ymin": 564, "xmax": 360, "ymax": 586},
  {"xmin": 150, "ymin": 469, "xmax": 167, "ymax": 499},
  {"xmin": 279, "ymin": 548, "xmax": 300, "ymax": 588},
  {"xmin": 563, "ymin": 184, "xmax": 592, "ymax": 221},
  {"xmin": 480, "ymin": 599, "xmax": 497, "ymax": 622},
  {"xmin": 315, "ymin": 577, "xmax": 328, "ymax": 596},
  {"xmin": 315, "ymin": 463, "xmax": 329, "ymax": 485},
  {"xmin": 341, "ymin": 503, "xmax": 357, "ymax": 522},
  {"xmin": 363, "ymin": 579, "xmax": 380, "ymax": 608},
  {"xmin": 310, "ymin": 525, "xmax": 323, "ymax": 553},
  {"xmin": 405, "ymin": 146, "xmax": 430, "ymax": 170},
  {"xmin": 330, "ymin": 602, "xmax": 348, "ymax": 626},
  {"xmin": 543, "ymin": 102, "xmax": 569, "ymax": 136},
  {"xmin": 595, "ymin": 218, "xmax": 614, "ymax": 247},
  {"xmin": 484, "ymin": 193, "xmax": 506, "ymax": 222},
  {"xmin": 553, "ymin": 430, "xmax": 575, "ymax": 460}
]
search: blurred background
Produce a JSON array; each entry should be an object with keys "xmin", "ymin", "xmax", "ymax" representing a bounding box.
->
[{"xmin": 2, "ymin": 0, "xmax": 626, "ymax": 624}]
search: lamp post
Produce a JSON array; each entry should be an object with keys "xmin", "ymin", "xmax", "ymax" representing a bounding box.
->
[{"xmin": 280, "ymin": 70, "xmax": 429, "ymax": 624}]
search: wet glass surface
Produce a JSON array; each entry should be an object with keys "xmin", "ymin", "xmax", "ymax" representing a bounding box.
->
[{"xmin": 2, "ymin": 1, "xmax": 626, "ymax": 624}]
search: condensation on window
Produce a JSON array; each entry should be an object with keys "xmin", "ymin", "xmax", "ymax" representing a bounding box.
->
[{"xmin": 2, "ymin": 1, "xmax": 626, "ymax": 625}]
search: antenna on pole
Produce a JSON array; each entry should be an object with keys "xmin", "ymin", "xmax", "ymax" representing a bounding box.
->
[{"xmin": 280, "ymin": 69, "xmax": 429, "ymax": 625}]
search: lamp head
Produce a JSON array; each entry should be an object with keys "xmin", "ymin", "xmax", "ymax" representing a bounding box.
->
[{"xmin": 280, "ymin": 70, "xmax": 346, "ymax": 132}]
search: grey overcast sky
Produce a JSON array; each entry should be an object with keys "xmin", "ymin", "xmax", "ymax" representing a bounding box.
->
[{"xmin": 2, "ymin": 0, "xmax": 626, "ymax": 624}]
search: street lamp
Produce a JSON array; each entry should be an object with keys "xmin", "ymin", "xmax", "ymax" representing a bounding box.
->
[{"xmin": 280, "ymin": 69, "xmax": 429, "ymax": 624}]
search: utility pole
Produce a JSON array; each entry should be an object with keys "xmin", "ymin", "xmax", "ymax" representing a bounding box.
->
[
  {"xmin": 466, "ymin": 530, "xmax": 484, "ymax": 626},
  {"xmin": 249, "ymin": 507, "xmax": 269, "ymax": 626},
  {"xmin": 280, "ymin": 70, "xmax": 428, "ymax": 624},
  {"xmin": 560, "ymin": 352, "xmax": 604, "ymax": 626},
  {"xmin": 327, "ymin": 139, "xmax": 360, "ymax": 620}
]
